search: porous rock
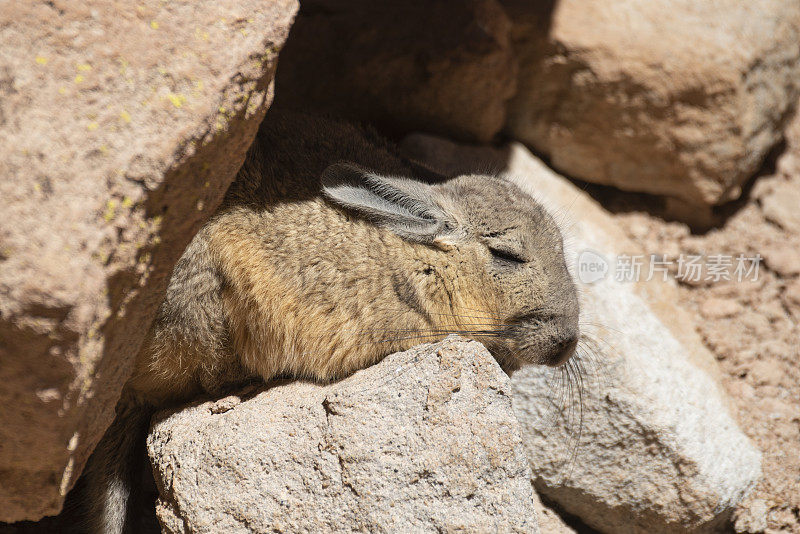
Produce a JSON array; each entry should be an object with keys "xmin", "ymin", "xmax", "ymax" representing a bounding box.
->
[
  {"xmin": 0, "ymin": 0, "xmax": 297, "ymax": 521},
  {"xmin": 761, "ymin": 244, "xmax": 800, "ymax": 277},
  {"xmin": 148, "ymin": 338, "xmax": 539, "ymax": 533},
  {"xmin": 758, "ymin": 180, "xmax": 800, "ymax": 235},
  {"xmin": 402, "ymin": 135, "xmax": 762, "ymax": 533},
  {"xmin": 274, "ymin": 0, "xmax": 517, "ymax": 143},
  {"xmin": 784, "ymin": 278, "xmax": 800, "ymax": 311},
  {"xmin": 503, "ymin": 0, "xmax": 800, "ymax": 206}
]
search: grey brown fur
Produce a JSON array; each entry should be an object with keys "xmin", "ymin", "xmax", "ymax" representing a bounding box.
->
[{"xmin": 81, "ymin": 110, "xmax": 579, "ymax": 533}]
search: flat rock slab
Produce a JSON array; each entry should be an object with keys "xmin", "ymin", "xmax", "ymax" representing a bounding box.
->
[
  {"xmin": 0, "ymin": 0, "xmax": 297, "ymax": 521},
  {"xmin": 148, "ymin": 338, "xmax": 539, "ymax": 533}
]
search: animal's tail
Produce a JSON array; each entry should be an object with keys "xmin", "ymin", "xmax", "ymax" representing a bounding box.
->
[{"xmin": 79, "ymin": 400, "xmax": 155, "ymax": 534}]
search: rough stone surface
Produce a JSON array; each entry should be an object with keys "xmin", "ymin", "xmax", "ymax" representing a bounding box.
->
[
  {"xmin": 274, "ymin": 0, "xmax": 517, "ymax": 143},
  {"xmin": 603, "ymin": 106, "xmax": 800, "ymax": 532},
  {"xmin": 148, "ymin": 338, "xmax": 539, "ymax": 533},
  {"xmin": 700, "ymin": 297, "xmax": 743, "ymax": 320},
  {"xmin": 511, "ymin": 275, "xmax": 761, "ymax": 534},
  {"xmin": 0, "ymin": 1, "xmax": 297, "ymax": 522},
  {"xmin": 402, "ymin": 135, "xmax": 762, "ymax": 533},
  {"xmin": 758, "ymin": 179, "xmax": 800, "ymax": 234},
  {"xmin": 785, "ymin": 278, "xmax": 800, "ymax": 309},
  {"xmin": 530, "ymin": 492, "xmax": 577, "ymax": 534},
  {"xmin": 504, "ymin": 0, "xmax": 800, "ymax": 206},
  {"xmin": 760, "ymin": 244, "xmax": 800, "ymax": 277}
]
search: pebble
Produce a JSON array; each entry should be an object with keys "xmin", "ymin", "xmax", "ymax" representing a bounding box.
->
[
  {"xmin": 700, "ymin": 297, "xmax": 742, "ymax": 319},
  {"xmin": 760, "ymin": 180, "xmax": 800, "ymax": 234},
  {"xmin": 783, "ymin": 278, "xmax": 800, "ymax": 309},
  {"xmin": 761, "ymin": 245, "xmax": 800, "ymax": 277},
  {"xmin": 748, "ymin": 359, "xmax": 784, "ymax": 387}
]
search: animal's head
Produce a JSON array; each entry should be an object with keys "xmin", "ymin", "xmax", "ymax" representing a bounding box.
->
[{"xmin": 322, "ymin": 163, "xmax": 579, "ymax": 370}]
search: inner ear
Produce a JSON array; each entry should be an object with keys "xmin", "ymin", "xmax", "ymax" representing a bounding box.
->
[{"xmin": 321, "ymin": 162, "xmax": 457, "ymax": 245}]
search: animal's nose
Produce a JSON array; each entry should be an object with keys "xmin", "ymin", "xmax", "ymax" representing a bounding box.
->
[{"xmin": 550, "ymin": 336, "xmax": 578, "ymax": 367}]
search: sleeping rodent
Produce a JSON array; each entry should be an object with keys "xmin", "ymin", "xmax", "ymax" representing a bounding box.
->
[{"xmin": 79, "ymin": 109, "xmax": 580, "ymax": 533}]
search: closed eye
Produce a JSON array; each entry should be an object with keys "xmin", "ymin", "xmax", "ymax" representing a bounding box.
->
[{"xmin": 489, "ymin": 247, "xmax": 526, "ymax": 265}]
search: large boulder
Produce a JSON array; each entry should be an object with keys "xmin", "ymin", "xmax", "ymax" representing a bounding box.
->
[
  {"xmin": 503, "ymin": 0, "xmax": 800, "ymax": 206},
  {"xmin": 148, "ymin": 338, "xmax": 539, "ymax": 533},
  {"xmin": 511, "ymin": 283, "xmax": 761, "ymax": 533},
  {"xmin": 0, "ymin": 0, "xmax": 297, "ymax": 521},
  {"xmin": 402, "ymin": 135, "xmax": 762, "ymax": 533},
  {"xmin": 273, "ymin": 0, "xmax": 517, "ymax": 143}
]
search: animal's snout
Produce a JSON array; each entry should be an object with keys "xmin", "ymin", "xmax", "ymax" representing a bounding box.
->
[
  {"xmin": 550, "ymin": 335, "xmax": 578, "ymax": 367},
  {"xmin": 549, "ymin": 291, "xmax": 580, "ymax": 366},
  {"xmin": 535, "ymin": 310, "xmax": 579, "ymax": 367},
  {"xmin": 508, "ymin": 310, "xmax": 580, "ymax": 367}
]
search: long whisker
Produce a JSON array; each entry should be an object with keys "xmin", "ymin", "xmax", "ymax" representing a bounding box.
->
[
  {"xmin": 490, "ymin": 343, "xmax": 529, "ymax": 368},
  {"xmin": 379, "ymin": 307, "xmax": 504, "ymax": 323},
  {"xmin": 563, "ymin": 358, "xmax": 585, "ymax": 480},
  {"xmin": 576, "ymin": 338, "xmax": 608, "ymax": 393},
  {"xmin": 580, "ymin": 320, "xmax": 623, "ymax": 336},
  {"xmin": 548, "ymin": 365, "xmax": 569, "ymax": 432},
  {"xmin": 323, "ymin": 322, "xmax": 508, "ymax": 338},
  {"xmin": 342, "ymin": 329, "xmax": 503, "ymax": 348},
  {"xmin": 559, "ymin": 361, "xmax": 576, "ymax": 481}
]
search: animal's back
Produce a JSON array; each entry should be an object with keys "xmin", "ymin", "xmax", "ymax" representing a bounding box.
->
[{"xmin": 127, "ymin": 110, "xmax": 442, "ymax": 404}]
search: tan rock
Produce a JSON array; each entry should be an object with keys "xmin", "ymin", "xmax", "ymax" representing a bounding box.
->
[
  {"xmin": 741, "ymin": 312, "xmax": 772, "ymax": 338},
  {"xmin": 761, "ymin": 244, "xmax": 800, "ymax": 277},
  {"xmin": 776, "ymin": 98, "xmax": 800, "ymax": 178},
  {"xmin": 747, "ymin": 360, "xmax": 785, "ymax": 388},
  {"xmin": 700, "ymin": 298, "xmax": 743, "ymax": 319},
  {"xmin": 733, "ymin": 497, "xmax": 768, "ymax": 534},
  {"xmin": 148, "ymin": 338, "xmax": 540, "ymax": 533},
  {"xmin": 504, "ymin": 0, "xmax": 800, "ymax": 206},
  {"xmin": 759, "ymin": 179, "xmax": 800, "ymax": 234},
  {"xmin": 0, "ymin": 0, "xmax": 297, "ymax": 522},
  {"xmin": 274, "ymin": 0, "xmax": 517, "ymax": 142},
  {"xmin": 783, "ymin": 278, "xmax": 800, "ymax": 310}
]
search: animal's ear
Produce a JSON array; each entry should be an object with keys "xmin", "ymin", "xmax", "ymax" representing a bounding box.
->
[{"xmin": 321, "ymin": 162, "xmax": 456, "ymax": 244}]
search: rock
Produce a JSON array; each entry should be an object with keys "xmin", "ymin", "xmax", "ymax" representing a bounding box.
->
[
  {"xmin": 733, "ymin": 497, "xmax": 768, "ymax": 533},
  {"xmin": 273, "ymin": 0, "xmax": 517, "ymax": 142},
  {"xmin": 0, "ymin": 0, "xmax": 297, "ymax": 522},
  {"xmin": 148, "ymin": 338, "xmax": 540, "ymax": 533},
  {"xmin": 761, "ymin": 244, "xmax": 800, "ymax": 277},
  {"xmin": 747, "ymin": 360, "xmax": 785, "ymax": 388},
  {"xmin": 512, "ymin": 284, "xmax": 761, "ymax": 534},
  {"xmin": 700, "ymin": 298, "xmax": 743, "ymax": 319},
  {"xmin": 776, "ymin": 97, "xmax": 800, "ymax": 179},
  {"xmin": 783, "ymin": 278, "xmax": 800, "ymax": 310},
  {"xmin": 759, "ymin": 179, "xmax": 800, "ymax": 234},
  {"xmin": 530, "ymin": 492, "xmax": 577, "ymax": 534},
  {"xmin": 402, "ymin": 135, "xmax": 762, "ymax": 533},
  {"xmin": 503, "ymin": 0, "xmax": 800, "ymax": 206}
]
